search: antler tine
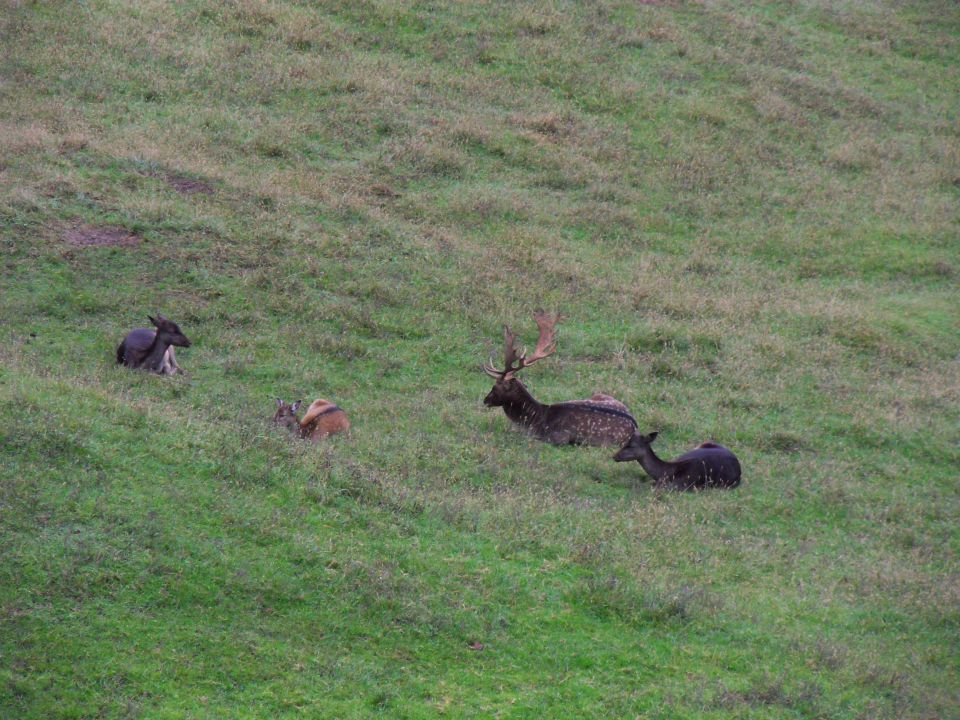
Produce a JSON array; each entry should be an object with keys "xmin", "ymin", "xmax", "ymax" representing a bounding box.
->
[
  {"xmin": 483, "ymin": 355, "xmax": 503, "ymax": 378},
  {"xmin": 519, "ymin": 309, "xmax": 560, "ymax": 368},
  {"xmin": 502, "ymin": 324, "xmax": 524, "ymax": 372},
  {"xmin": 482, "ymin": 325, "xmax": 522, "ymax": 379}
]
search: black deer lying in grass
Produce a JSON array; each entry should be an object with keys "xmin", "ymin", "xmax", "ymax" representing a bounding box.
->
[
  {"xmin": 613, "ymin": 431, "xmax": 741, "ymax": 490},
  {"xmin": 116, "ymin": 315, "xmax": 191, "ymax": 375},
  {"xmin": 483, "ymin": 310, "xmax": 637, "ymax": 446}
]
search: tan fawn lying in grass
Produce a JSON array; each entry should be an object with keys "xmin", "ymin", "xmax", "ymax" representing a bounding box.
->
[
  {"xmin": 483, "ymin": 311, "xmax": 637, "ymax": 446},
  {"xmin": 274, "ymin": 398, "xmax": 350, "ymax": 441},
  {"xmin": 614, "ymin": 431, "xmax": 741, "ymax": 490},
  {"xmin": 116, "ymin": 315, "xmax": 191, "ymax": 375}
]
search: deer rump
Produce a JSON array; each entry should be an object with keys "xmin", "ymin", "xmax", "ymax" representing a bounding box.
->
[
  {"xmin": 116, "ymin": 328, "xmax": 154, "ymax": 364},
  {"xmin": 298, "ymin": 400, "xmax": 350, "ymax": 441},
  {"xmin": 661, "ymin": 444, "xmax": 741, "ymax": 491}
]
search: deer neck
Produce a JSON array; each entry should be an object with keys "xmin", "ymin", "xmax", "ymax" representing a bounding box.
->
[
  {"xmin": 295, "ymin": 417, "xmax": 312, "ymax": 439},
  {"xmin": 635, "ymin": 446, "xmax": 673, "ymax": 482},
  {"xmin": 502, "ymin": 381, "xmax": 547, "ymax": 429},
  {"xmin": 279, "ymin": 413, "xmax": 308, "ymax": 438}
]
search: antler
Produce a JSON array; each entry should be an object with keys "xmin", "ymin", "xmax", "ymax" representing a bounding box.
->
[
  {"xmin": 483, "ymin": 310, "xmax": 560, "ymax": 379},
  {"xmin": 522, "ymin": 309, "xmax": 559, "ymax": 368}
]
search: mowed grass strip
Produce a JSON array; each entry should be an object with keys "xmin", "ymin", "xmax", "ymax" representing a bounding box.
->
[{"xmin": 1, "ymin": 0, "xmax": 958, "ymax": 717}]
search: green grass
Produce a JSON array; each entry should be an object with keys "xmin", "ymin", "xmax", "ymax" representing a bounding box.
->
[{"xmin": 1, "ymin": 0, "xmax": 958, "ymax": 717}]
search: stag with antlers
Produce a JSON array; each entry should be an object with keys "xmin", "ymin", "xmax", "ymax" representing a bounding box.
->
[{"xmin": 483, "ymin": 311, "xmax": 637, "ymax": 446}]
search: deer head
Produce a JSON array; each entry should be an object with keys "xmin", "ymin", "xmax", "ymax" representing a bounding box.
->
[
  {"xmin": 273, "ymin": 398, "xmax": 303, "ymax": 432},
  {"xmin": 149, "ymin": 315, "xmax": 191, "ymax": 347},
  {"xmin": 613, "ymin": 431, "xmax": 659, "ymax": 462},
  {"xmin": 483, "ymin": 310, "xmax": 559, "ymax": 406}
]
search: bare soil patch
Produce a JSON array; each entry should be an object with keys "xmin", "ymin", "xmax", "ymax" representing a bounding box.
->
[
  {"xmin": 62, "ymin": 224, "xmax": 142, "ymax": 247},
  {"xmin": 163, "ymin": 173, "xmax": 214, "ymax": 196}
]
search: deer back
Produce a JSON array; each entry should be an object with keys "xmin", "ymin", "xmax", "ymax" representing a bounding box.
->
[{"xmin": 541, "ymin": 400, "xmax": 638, "ymax": 447}]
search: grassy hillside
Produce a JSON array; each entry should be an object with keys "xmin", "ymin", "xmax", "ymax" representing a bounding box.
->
[{"xmin": 1, "ymin": 0, "xmax": 958, "ymax": 717}]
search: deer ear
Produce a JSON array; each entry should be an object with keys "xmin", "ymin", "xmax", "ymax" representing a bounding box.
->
[
  {"xmin": 148, "ymin": 315, "xmax": 158, "ymax": 326},
  {"xmin": 647, "ymin": 431, "xmax": 660, "ymax": 443},
  {"xmin": 276, "ymin": 398, "xmax": 284, "ymax": 407},
  {"xmin": 291, "ymin": 400, "xmax": 302, "ymax": 412}
]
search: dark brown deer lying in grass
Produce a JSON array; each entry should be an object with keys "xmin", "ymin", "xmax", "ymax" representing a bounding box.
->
[
  {"xmin": 613, "ymin": 431, "xmax": 741, "ymax": 490},
  {"xmin": 483, "ymin": 310, "xmax": 637, "ymax": 446},
  {"xmin": 274, "ymin": 398, "xmax": 350, "ymax": 441},
  {"xmin": 116, "ymin": 315, "xmax": 191, "ymax": 375}
]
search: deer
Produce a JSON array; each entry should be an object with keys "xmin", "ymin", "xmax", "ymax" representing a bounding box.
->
[
  {"xmin": 274, "ymin": 398, "xmax": 350, "ymax": 441},
  {"xmin": 116, "ymin": 315, "xmax": 191, "ymax": 375},
  {"xmin": 482, "ymin": 310, "xmax": 637, "ymax": 446},
  {"xmin": 613, "ymin": 431, "xmax": 741, "ymax": 491}
]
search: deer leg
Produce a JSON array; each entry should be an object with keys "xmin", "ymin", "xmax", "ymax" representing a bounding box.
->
[
  {"xmin": 170, "ymin": 346, "xmax": 183, "ymax": 374},
  {"xmin": 163, "ymin": 346, "xmax": 184, "ymax": 375},
  {"xmin": 159, "ymin": 348, "xmax": 174, "ymax": 375}
]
